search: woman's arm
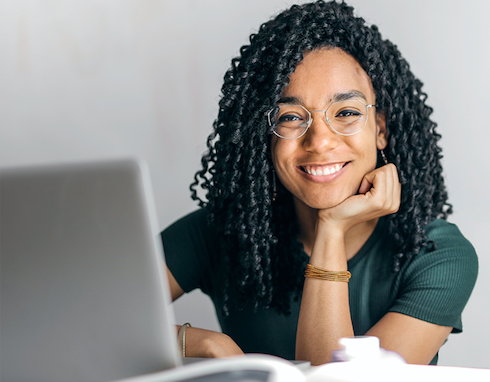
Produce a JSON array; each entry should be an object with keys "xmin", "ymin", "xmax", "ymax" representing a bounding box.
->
[
  {"xmin": 295, "ymin": 164, "xmax": 451, "ymax": 365},
  {"xmin": 366, "ymin": 312, "xmax": 452, "ymax": 364},
  {"xmin": 167, "ymin": 266, "xmax": 185, "ymax": 301},
  {"xmin": 295, "ymin": 225, "xmax": 353, "ymax": 365},
  {"xmin": 167, "ymin": 266, "xmax": 244, "ymax": 358}
]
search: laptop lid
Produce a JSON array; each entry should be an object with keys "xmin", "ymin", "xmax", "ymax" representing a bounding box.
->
[{"xmin": 0, "ymin": 158, "xmax": 181, "ymax": 382}]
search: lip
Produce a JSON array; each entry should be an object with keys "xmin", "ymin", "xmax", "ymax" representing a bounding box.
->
[{"xmin": 297, "ymin": 162, "xmax": 350, "ymax": 183}]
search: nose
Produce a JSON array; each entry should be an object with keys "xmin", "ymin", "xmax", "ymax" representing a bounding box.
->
[{"xmin": 301, "ymin": 111, "xmax": 339, "ymax": 153}]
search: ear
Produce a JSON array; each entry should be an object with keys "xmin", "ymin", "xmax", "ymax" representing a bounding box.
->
[{"xmin": 376, "ymin": 111, "xmax": 388, "ymax": 150}]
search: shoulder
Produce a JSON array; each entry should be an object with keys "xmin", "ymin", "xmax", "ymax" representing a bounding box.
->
[
  {"xmin": 162, "ymin": 208, "xmax": 210, "ymax": 235},
  {"xmin": 160, "ymin": 207, "xmax": 220, "ymax": 294},
  {"xmin": 402, "ymin": 218, "xmax": 478, "ymax": 302},
  {"xmin": 160, "ymin": 207, "xmax": 217, "ymax": 261},
  {"xmin": 425, "ymin": 219, "xmax": 471, "ymax": 245},
  {"xmin": 392, "ymin": 219, "xmax": 478, "ymax": 331},
  {"xmin": 423, "ymin": 219, "xmax": 478, "ymax": 266},
  {"xmin": 161, "ymin": 208, "xmax": 215, "ymax": 249}
]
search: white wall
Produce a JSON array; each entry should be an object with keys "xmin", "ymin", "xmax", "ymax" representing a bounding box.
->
[{"xmin": 1, "ymin": 0, "xmax": 488, "ymax": 368}]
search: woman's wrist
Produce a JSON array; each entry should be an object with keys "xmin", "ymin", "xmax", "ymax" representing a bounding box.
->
[
  {"xmin": 180, "ymin": 327, "xmax": 244, "ymax": 358},
  {"xmin": 178, "ymin": 323, "xmax": 192, "ymax": 357},
  {"xmin": 309, "ymin": 231, "xmax": 348, "ymax": 270}
]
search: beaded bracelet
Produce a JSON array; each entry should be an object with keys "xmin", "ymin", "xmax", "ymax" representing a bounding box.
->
[
  {"xmin": 178, "ymin": 322, "xmax": 192, "ymax": 357},
  {"xmin": 304, "ymin": 263, "xmax": 351, "ymax": 282}
]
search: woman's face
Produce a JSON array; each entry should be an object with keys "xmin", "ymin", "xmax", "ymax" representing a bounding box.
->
[{"xmin": 271, "ymin": 48, "xmax": 387, "ymax": 210}]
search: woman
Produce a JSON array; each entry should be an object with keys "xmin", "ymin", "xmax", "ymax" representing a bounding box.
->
[{"xmin": 161, "ymin": 0, "xmax": 478, "ymax": 365}]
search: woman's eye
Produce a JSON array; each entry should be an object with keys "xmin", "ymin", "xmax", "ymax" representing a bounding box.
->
[
  {"xmin": 336, "ymin": 109, "xmax": 362, "ymax": 118},
  {"xmin": 278, "ymin": 114, "xmax": 303, "ymax": 123}
]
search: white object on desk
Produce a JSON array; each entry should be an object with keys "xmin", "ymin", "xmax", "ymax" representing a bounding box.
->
[{"xmin": 111, "ymin": 355, "xmax": 305, "ymax": 382}]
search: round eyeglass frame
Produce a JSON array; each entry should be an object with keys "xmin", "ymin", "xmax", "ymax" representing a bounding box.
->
[{"xmin": 267, "ymin": 99, "xmax": 375, "ymax": 139}]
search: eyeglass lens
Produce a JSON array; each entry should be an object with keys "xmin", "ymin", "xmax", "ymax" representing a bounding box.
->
[{"xmin": 269, "ymin": 99, "xmax": 369, "ymax": 139}]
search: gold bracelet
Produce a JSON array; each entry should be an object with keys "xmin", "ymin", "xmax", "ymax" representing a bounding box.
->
[
  {"xmin": 304, "ymin": 264, "xmax": 351, "ymax": 282},
  {"xmin": 178, "ymin": 323, "xmax": 192, "ymax": 357}
]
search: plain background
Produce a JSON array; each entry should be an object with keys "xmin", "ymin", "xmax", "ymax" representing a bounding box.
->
[{"xmin": 1, "ymin": 0, "xmax": 488, "ymax": 368}]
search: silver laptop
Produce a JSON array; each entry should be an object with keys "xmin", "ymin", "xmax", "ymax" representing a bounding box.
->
[{"xmin": 0, "ymin": 159, "xmax": 181, "ymax": 382}]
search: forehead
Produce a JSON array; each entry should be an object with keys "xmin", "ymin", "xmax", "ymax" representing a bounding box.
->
[{"xmin": 282, "ymin": 48, "xmax": 374, "ymax": 105}]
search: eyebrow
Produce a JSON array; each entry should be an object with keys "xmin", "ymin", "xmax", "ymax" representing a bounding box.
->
[
  {"xmin": 277, "ymin": 90, "xmax": 368, "ymax": 105},
  {"xmin": 277, "ymin": 96, "xmax": 302, "ymax": 104},
  {"xmin": 331, "ymin": 91, "xmax": 367, "ymax": 103}
]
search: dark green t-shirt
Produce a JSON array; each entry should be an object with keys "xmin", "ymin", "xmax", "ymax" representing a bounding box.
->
[{"xmin": 161, "ymin": 209, "xmax": 478, "ymax": 364}]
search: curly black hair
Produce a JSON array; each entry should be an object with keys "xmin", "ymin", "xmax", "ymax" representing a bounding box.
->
[{"xmin": 190, "ymin": 0, "xmax": 451, "ymax": 315}]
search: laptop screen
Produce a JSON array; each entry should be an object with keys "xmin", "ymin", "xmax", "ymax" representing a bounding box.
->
[{"xmin": 1, "ymin": 159, "xmax": 181, "ymax": 382}]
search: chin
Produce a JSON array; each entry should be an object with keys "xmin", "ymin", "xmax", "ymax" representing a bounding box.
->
[
  {"xmin": 309, "ymin": 201, "xmax": 341, "ymax": 210},
  {"xmin": 300, "ymin": 196, "xmax": 347, "ymax": 210},
  {"xmin": 300, "ymin": 190, "xmax": 355, "ymax": 210}
]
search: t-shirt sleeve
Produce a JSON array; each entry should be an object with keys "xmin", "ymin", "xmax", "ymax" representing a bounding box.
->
[
  {"xmin": 389, "ymin": 220, "xmax": 478, "ymax": 333},
  {"xmin": 160, "ymin": 208, "xmax": 219, "ymax": 296}
]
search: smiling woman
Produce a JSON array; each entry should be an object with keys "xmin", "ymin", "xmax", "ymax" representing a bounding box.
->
[
  {"xmin": 160, "ymin": 0, "xmax": 478, "ymax": 366},
  {"xmin": 270, "ymin": 48, "xmax": 386, "ymax": 212}
]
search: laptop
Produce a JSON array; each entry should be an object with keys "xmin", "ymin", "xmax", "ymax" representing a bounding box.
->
[
  {"xmin": 0, "ymin": 159, "xmax": 181, "ymax": 382},
  {"xmin": 1, "ymin": 158, "xmax": 309, "ymax": 382}
]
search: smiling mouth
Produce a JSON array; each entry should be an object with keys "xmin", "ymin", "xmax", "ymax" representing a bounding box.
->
[{"xmin": 300, "ymin": 162, "xmax": 348, "ymax": 176}]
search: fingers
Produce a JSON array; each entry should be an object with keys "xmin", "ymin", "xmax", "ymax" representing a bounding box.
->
[
  {"xmin": 360, "ymin": 163, "xmax": 400, "ymax": 215},
  {"xmin": 318, "ymin": 164, "xmax": 401, "ymax": 233},
  {"xmin": 358, "ymin": 176, "xmax": 373, "ymax": 195}
]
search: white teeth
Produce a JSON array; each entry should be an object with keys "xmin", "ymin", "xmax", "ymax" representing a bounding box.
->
[{"xmin": 304, "ymin": 164, "xmax": 343, "ymax": 176}]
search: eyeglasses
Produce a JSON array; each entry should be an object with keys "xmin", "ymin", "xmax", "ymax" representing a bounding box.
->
[{"xmin": 267, "ymin": 98, "xmax": 375, "ymax": 139}]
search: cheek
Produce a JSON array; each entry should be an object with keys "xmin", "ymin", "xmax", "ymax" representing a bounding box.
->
[
  {"xmin": 360, "ymin": 150, "xmax": 378, "ymax": 176},
  {"xmin": 351, "ymin": 130, "xmax": 378, "ymax": 165},
  {"xmin": 270, "ymin": 137, "xmax": 291, "ymax": 170},
  {"xmin": 270, "ymin": 139, "xmax": 299, "ymax": 191},
  {"xmin": 270, "ymin": 136, "xmax": 278, "ymax": 166}
]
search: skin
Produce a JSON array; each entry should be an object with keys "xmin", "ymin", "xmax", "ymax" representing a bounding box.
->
[{"xmin": 167, "ymin": 47, "xmax": 452, "ymax": 364}]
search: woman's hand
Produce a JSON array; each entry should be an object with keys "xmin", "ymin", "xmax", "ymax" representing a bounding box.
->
[
  {"xmin": 317, "ymin": 163, "xmax": 401, "ymax": 234},
  {"xmin": 178, "ymin": 326, "xmax": 244, "ymax": 358}
]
